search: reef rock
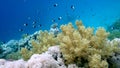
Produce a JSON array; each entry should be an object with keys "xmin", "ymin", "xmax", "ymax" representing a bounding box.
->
[
  {"xmin": 0, "ymin": 40, "xmax": 18, "ymax": 58},
  {"xmin": 0, "ymin": 46, "xmax": 66, "ymax": 68}
]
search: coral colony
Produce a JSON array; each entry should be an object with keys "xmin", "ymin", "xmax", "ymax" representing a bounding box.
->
[{"xmin": 0, "ymin": 20, "xmax": 120, "ymax": 68}]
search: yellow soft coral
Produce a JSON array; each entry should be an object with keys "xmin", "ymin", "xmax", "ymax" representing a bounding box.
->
[
  {"xmin": 21, "ymin": 48, "xmax": 33, "ymax": 60},
  {"xmin": 57, "ymin": 20, "xmax": 91, "ymax": 64},
  {"xmin": 20, "ymin": 20, "xmax": 120, "ymax": 68},
  {"xmin": 21, "ymin": 30, "xmax": 58, "ymax": 60},
  {"xmin": 88, "ymin": 54, "xmax": 108, "ymax": 68},
  {"xmin": 57, "ymin": 20, "xmax": 118, "ymax": 67}
]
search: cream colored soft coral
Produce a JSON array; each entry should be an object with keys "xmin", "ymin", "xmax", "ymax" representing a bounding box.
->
[
  {"xmin": 21, "ymin": 30, "xmax": 58, "ymax": 60},
  {"xmin": 88, "ymin": 54, "xmax": 108, "ymax": 68},
  {"xmin": 57, "ymin": 20, "xmax": 119, "ymax": 68}
]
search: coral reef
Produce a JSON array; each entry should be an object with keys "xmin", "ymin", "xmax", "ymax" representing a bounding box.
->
[
  {"xmin": 107, "ymin": 38, "xmax": 120, "ymax": 68},
  {"xmin": 0, "ymin": 46, "xmax": 66, "ymax": 68},
  {"xmin": 57, "ymin": 20, "xmax": 120, "ymax": 67},
  {"xmin": 0, "ymin": 23, "xmax": 59, "ymax": 60},
  {"xmin": 107, "ymin": 19, "xmax": 120, "ymax": 40},
  {"xmin": 0, "ymin": 30, "xmax": 40, "ymax": 59},
  {"xmin": 21, "ymin": 30, "xmax": 59, "ymax": 60},
  {"xmin": 107, "ymin": 19, "xmax": 120, "ymax": 31},
  {"xmin": 0, "ymin": 40, "xmax": 19, "ymax": 58},
  {"xmin": 5, "ymin": 51, "xmax": 22, "ymax": 60},
  {"xmin": 0, "ymin": 20, "xmax": 120, "ymax": 68},
  {"xmin": 108, "ymin": 30, "xmax": 120, "ymax": 40},
  {"xmin": 0, "ymin": 41, "xmax": 120, "ymax": 68},
  {"xmin": 50, "ymin": 23, "xmax": 59, "ymax": 37},
  {"xmin": 88, "ymin": 54, "xmax": 108, "ymax": 68}
]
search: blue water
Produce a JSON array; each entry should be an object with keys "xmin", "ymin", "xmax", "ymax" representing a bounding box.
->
[{"xmin": 0, "ymin": 0, "xmax": 120, "ymax": 42}]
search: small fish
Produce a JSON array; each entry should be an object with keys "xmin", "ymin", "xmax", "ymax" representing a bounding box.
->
[
  {"xmin": 71, "ymin": 5, "xmax": 75, "ymax": 10},
  {"xmin": 23, "ymin": 23, "xmax": 28, "ymax": 26},
  {"xmin": 39, "ymin": 24, "xmax": 42, "ymax": 27},
  {"xmin": 53, "ymin": 3, "xmax": 58, "ymax": 7},
  {"xmin": 19, "ymin": 29, "xmax": 23, "ymax": 32},
  {"xmin": 77, "ymin": 15, "xmax": 80, "ymax": 18},
  {"xmin": 52, "ymin": 19, "xmax": 55, "ymax": 22},
  {"xmin": 25, "ymin": 33, "xmax": 29, "ymax": 35},
  {"xmin": 32, "ymin": 21, "xmax": 36, "ymax": 24},
  {"xmin": 58, "ymin": 16, "xmax": 62, "ymax": 20},
  {"xmin": 32, "ymin": 25, "xmax": 36, "ymax": 28},
  {"xmin": 111, "ymin": 27, "xmax": 114, "ymax": 30}
]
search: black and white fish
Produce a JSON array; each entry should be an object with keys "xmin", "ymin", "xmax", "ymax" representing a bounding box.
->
[{"xmin": 53, "ymin": 3, "xmax": 58, "ymax": 7}]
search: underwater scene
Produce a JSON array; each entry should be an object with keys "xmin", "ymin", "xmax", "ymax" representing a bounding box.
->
[{"xmin": 0, "ymin": 0, "xmax": 120, "ymax": 68}]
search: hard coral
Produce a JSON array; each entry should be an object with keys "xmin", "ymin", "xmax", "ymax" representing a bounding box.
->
[
  {"xmin": 0, "ymin": 46, "xmax": 66, "ymax": 68},
  {"xmin": 57, "ymin": 20, "xmax": 118, "ymax": 67},
  {"xmin": 26, "ymin": 54, "xmax": 59, "ymax": 68}
]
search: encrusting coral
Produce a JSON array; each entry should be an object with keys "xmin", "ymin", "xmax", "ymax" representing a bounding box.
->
[
  {"xmin": 57, "ymin": 20, "xmax": 120, "ymax": 67},
  {"xmin": 21, "ymin": 30, "xmax": 59, "ymax": 60}
]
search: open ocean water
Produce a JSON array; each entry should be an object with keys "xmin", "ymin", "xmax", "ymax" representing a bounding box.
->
[{"xmin": 0, "ymin": 0, "xmax": 120, "ymax": 42}]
